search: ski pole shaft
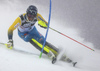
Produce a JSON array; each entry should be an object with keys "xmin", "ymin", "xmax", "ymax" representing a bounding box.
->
[
  {"xmin": 0, "ymin": 42, "xmax": 7, "ymax": 45},
  {"xmin": 49, "ymin": 27, "xmax": 95, "ymax": 51}
]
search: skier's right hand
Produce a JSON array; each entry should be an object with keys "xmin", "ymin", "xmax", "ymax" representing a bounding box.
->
[
  {"xmin": 38, "ymin": 24, "xmax": 47, "ymax": 29},
  {"xmin": 7, "ymin": 39, "xmax": 13, "ymax": 49}
]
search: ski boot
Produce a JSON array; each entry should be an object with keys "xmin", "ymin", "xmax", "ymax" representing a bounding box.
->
[
  {"xmin": 61, "ymin": 54, "xmax": 77, "ymax": 67},
  {"xmin": 47, "ymin": 51, "xmax": 57, "ymax": 64}
]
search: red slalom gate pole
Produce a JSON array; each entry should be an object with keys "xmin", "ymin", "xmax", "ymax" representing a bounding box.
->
[{"xmin": 49, "ymin": 27, "xmax": 95, "ymax": 51}]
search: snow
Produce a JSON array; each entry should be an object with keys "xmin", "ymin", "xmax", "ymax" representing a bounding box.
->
[
  {"xmin": 0, "ymin": 45, "xmax": 100, "ymax": 71},
  {"xmin": 0, "ymin": 1, "xmax": 100, "ymax": 71}
]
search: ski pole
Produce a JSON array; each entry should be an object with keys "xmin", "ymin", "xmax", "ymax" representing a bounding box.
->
[
  {"xmin": 0, "ymin": 42, "xmax": 7, "ymax": 45},
  {"xmin": 49, "ymin": 27, "xmax": 95, "ymax": 51}
]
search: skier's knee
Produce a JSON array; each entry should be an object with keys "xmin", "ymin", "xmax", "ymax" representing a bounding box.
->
[{"xmin": 24, "ymin": 38, "xmax": 30, "ymax": 42}]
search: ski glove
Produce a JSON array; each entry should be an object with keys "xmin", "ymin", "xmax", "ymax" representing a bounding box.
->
[
  {"xmin": 7, "ymin": 39, "xmax": 13, "ymax": 49},
  {"xmin": 38, "ymin": 24, "xmax": 47, "ymax": 29},
  {"xmin": 38, "ymin": 20, "xmax": 48, "ymax": 29}
]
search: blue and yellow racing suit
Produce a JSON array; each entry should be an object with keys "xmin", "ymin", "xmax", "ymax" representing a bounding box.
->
[{"xmin": 8, "ymin": 13, "xmax": 58, "ymax": 55}]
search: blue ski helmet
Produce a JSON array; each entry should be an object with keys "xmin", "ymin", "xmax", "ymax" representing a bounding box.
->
[{"xmin": 26, "ymin": 5, "xmax": 38, "ymax": 19}]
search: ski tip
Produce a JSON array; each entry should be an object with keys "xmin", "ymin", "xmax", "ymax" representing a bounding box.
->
[
  {"xmin": 52, "ymin": 57, "xmax": 57, "ymax": 64},
  {"xmin": 93, "ymin": 49, "xmax": 95, "ymax": 51},
  {"xmin": 73, "ymin": 62, "xmax": 77, "ymax": 67}
]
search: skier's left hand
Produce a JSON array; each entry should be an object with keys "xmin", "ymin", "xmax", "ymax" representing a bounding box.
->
[{"xmin": 7, "ymin": 39, "xmax": 13, "ymax": 49}]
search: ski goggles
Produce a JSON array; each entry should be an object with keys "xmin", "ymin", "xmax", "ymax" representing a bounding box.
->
[{"xmin": 27, "ymin": 11, "xmax": 37, "ymax": 18}]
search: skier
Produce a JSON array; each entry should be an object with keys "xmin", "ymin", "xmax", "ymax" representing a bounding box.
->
[{"xmin": 7, "ymin": 5, "xmax": 76, "ymax": 66}]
